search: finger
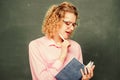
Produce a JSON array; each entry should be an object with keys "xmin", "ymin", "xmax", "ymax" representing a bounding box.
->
[
  {"xmin": 91, "ymin": 65, "xmax": 95, "ymax": 70},
  {"xmin": 86, "ymin": 67, "xmax": 90, "ymax": 74},
  {"xmin": 86, "ymin": 67, "xmax": 93, "ymax": 79},
  {"xmin": 90, "ymin": 65, "xmax": 95, "ymax": 77},
  {"xmin": 84, "ymin": 67, "xmax": 88, "ymax": 75},
  {"xmin": 90, "ymin": 70, "xmax": 94, "ymax": 78}
]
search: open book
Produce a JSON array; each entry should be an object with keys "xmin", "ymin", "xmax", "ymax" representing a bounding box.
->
[{"xmin": 55, "ymin": 58, "xmax": 84, "ymax": 80}]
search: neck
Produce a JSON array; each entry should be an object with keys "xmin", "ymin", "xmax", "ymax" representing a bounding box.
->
[{"xmin": 53, "ymin": 35, "xmax": 63, "ymax": 45}]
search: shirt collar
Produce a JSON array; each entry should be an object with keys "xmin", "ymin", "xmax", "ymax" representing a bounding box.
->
[
  {"xmin": 44, "ymin": 36, "xmax": 61, "ymax": 48},
  {"xmin": 48, "ymin": 39, "xmax": 56, "ymax": 46},
  {"xmin": 44, "ymin": 36, "xmax": 72, "ymax": 48}
]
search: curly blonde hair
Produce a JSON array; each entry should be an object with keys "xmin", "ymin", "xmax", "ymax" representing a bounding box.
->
[{"xmin": 42, "ymin": 2, "xmax": 78, "ymax": 39}]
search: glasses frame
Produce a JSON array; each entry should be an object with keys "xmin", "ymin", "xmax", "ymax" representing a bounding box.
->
[{"xmin": 63, "ymin": 20, "xmax": 78, "ymax": 28}]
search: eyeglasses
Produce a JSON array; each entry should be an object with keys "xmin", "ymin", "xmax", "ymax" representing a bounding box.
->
[{"xmin": 63, "ymin": 20, "xmax": 77, "ymax": 28}]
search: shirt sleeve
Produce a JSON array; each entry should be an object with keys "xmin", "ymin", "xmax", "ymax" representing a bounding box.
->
[
  {"xmin": 77, "ymin": 44, "xmax": 83, "ymax": 64},
  {"xmin": 28, "ymin": 41, "xmax": 62, "ymax": 80}
]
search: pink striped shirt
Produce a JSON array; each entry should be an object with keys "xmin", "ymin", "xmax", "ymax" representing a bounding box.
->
[{"xmin": 29, "ymin": 36, "xmax": 83, "ymax": 80}]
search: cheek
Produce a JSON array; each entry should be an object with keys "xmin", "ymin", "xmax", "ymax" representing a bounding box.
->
[{"xmin": 59, "ymin": 26, "xmax": 66, "ymax": 32}]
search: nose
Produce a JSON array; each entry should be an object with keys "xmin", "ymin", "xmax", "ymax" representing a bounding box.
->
[{"xmin": 70, "ymin": 25, "xmax": 74, "ymax": 30}]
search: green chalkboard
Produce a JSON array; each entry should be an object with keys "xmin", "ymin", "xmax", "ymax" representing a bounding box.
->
[{"xmin": 0, "ymin": 0, "xmax": 119, "ymax": 80}]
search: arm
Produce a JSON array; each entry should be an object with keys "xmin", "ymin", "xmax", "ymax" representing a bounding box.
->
[
  {"xmin": 77, "ymin": 44, "xmax": 83, "ymax": 64},
  {"xmin": 59, "ymin": 40, "xmax": 70, "ymax": 62},
  {"xmin": 74, "ymin": 43, "xmax": 95, "ymax": 80},
  {"xmin": 77, "ymin": 44, "xmax": 95, "ymax": 80},
  {"xmin": 29, "ymin": 41, "xmax": 63, "ymax": 80}
]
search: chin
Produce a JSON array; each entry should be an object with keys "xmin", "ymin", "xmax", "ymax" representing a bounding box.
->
[{"xmin": 65, "ymin": 36, "xmax": 70, "ymax": 39}]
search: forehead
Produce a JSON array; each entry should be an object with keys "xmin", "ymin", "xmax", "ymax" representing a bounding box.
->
[{"xmin": 63, "ymin": 12, "xmax": 76, "ymax": 22}]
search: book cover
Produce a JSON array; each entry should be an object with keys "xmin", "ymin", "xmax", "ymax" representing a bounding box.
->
[{"xmin": 55, "ymin": 58, "xmax": 84, "ymax": 80}]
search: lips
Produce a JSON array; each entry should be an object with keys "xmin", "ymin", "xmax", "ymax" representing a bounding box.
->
[{"xmin": 65, "ymin": 31, "xmax": 72, "ymax": 36}]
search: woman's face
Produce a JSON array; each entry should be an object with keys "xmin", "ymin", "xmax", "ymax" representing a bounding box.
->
[{"xmin": 58, "ymin": 12, "xmax": 77, "ymax": 40}]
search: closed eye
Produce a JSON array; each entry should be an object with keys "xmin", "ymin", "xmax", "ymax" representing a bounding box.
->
[{"xmin": 63, "ymin": 20, "xmax": 77, "ymax": 28}]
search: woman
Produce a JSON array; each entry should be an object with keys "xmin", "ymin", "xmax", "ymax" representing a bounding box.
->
[{"xmin": 29, "ymin": 2, "xmax": 95, "ymax": 80}]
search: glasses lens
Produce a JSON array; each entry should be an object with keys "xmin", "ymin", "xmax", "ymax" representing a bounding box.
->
[{"xmin": 63, "ymin": 20, "xmax": 77, "ymax": 27}]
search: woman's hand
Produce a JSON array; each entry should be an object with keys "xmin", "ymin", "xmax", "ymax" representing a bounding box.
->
[
  {"xmin": 59, "ymin": 40, "xmax": 70, "ymax": 62},
  {"xmin": 80, "ymin": 61, "xmax": 95, "ymax": 80},
  {"xmin": 61, "ymin": 40, "xmax": 70, "ymax": 48}
]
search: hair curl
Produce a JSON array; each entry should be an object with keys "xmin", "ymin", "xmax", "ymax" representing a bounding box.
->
[{"xmin": 42, "ymin": 2, "xmax": 78, "ymax": 39}]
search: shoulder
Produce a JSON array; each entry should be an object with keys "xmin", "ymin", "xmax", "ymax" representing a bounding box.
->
[
  {"xmin": 29, "ymin": 36, "xmax": 46, "ymax": 46},
  {"xmin": 69, "ymin": 39, "xmax": 81, "ymax": 47},
  {"xmin": 69, "ymin": 39, "xmax": 82, "ymax": 50}
]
